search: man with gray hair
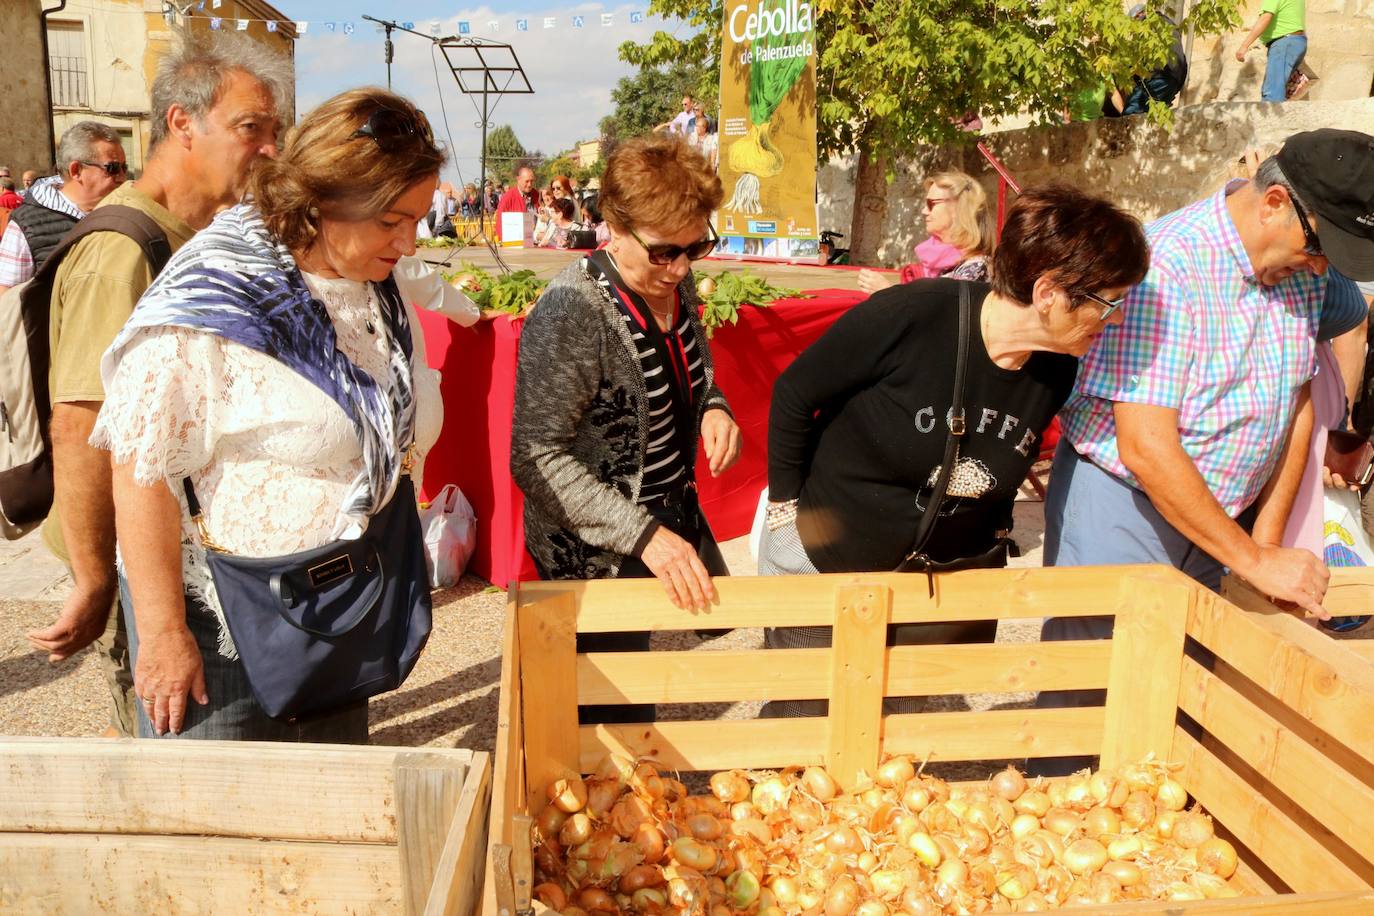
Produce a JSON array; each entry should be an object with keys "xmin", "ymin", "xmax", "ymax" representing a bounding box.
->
[
  {"xmin": 25, "ymin": 28, "xmax": 290, "ymax": 738},
  {"xmin": 0, "ymin": 121, "xmax": 127, "ymax": 294}
]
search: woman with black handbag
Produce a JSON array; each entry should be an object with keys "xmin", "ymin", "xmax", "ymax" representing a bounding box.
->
[
  {"xmin": 759, "ymin": 184, "xmax": 1150, "ymax": 718},
  {"xmin": 93, "ymin": 89, "xmax": 447, "ymax": 740}
]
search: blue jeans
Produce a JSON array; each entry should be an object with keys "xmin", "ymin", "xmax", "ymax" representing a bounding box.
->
[
  {"xmin": 1120, "ymin": 73, "xmax": 1184, "ymax": 115},
  {"xmin": 1262, "ymin": 33, "xmax": 1307, "ymax": 102}
]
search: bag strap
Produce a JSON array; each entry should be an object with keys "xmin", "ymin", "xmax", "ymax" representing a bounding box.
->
[{"xmin": 901, "ymin": 283, "xmax": 972, "ymax": 579}]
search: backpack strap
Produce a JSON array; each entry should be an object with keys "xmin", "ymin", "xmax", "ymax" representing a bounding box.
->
[{"xmin": 21, "ymin": 205, "xmax": 174, "ymax": 432}]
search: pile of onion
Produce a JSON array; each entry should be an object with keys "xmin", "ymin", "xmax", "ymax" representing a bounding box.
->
[{"xmin": 530, "ymin": 754, "xmax": 1241, "ymax": 914}]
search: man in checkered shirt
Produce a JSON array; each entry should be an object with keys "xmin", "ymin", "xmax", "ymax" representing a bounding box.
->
[{"xmin": 1047, "ymin": 130, "xmax": 1374, "ymax": 619}]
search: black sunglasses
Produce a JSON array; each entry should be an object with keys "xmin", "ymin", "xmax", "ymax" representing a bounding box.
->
[
  {"xmin": 350, "ymin": 107, "xmax": 435, "ymax": 152},
  {"xmin": 629, "ymin": 223, "xmax": 719, "ymax": 265},
  {"xmin": 81, "ymin": 160, "xmax": 128, "ymax": 178},
  {"xmin": 1287, "ymin": 192, "xmax": 1323, "ymax": 257}
]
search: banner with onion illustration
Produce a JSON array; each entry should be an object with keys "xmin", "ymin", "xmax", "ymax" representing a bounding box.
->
[{"xmin": 715, "ymin": 0, "xmax": 820, "ymax": 263}]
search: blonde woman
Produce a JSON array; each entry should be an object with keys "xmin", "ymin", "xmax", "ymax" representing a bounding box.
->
[{"xmin": 858, "ymin": 170, "xmax": 995, "ymax": 293}]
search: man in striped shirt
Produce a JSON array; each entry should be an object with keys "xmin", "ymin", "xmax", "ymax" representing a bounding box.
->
[{"xmin": 1048, "ymin": 130, "xmax": 1374, "ymax": 618}]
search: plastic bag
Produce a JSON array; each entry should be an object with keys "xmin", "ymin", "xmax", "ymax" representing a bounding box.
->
[
  {"xmin": 419, "ymin": 484, "xmax": 477, "ymax": 588},
  {"xmin": 1322, "ymin": 488, "xmax": 1374, "ymax": 568}
]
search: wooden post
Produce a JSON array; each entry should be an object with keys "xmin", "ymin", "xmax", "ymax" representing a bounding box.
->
[
  {"xmin": 424, "ymin": 752, "xmax": 493, "ymax": 916},
  {"xmin": 1099, "ymin": 578, "xmax": 1191, "ymax": 771},
  {"xmin": 395, "ymin": 752, "xmax": 471, "ymax": 916},
  {"xmin": 518, "ymin": 590, "xmax": 580, "ymax": 812},
  {"xmin": 825, "ymin": 584, "xmax": 891, "ymax": 789}
]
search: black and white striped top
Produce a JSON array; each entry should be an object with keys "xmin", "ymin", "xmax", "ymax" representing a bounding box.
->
[{"xmin": 621, "ymin": 303, "xmax": 707, "ymax": 503}]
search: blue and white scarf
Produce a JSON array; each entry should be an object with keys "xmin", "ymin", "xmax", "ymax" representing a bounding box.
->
[{"xmin": 103, "ymin": 204, "xmax": 416, "ymax": 527}]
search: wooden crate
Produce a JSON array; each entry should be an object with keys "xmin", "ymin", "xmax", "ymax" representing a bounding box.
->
[
  {"xmin": 0, "ymin": 739, "xmax": 491, "ymax": 915},
  {"xmin": 485, "ymin": 564, "xmax": 1374, "ymax": 913}
]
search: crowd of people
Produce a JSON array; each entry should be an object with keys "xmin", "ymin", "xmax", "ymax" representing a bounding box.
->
[{"xmin": 6, "ymin": 24, "xmax": 1373, "ymax": 750}]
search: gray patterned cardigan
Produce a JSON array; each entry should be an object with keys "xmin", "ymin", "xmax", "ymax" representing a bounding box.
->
[{"xmin": 511, "ymin": 258, "xmax": 732, "ymax": 580}]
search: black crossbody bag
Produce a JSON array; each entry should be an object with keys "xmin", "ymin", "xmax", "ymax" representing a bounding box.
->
[{"xmin": 893, "ymin": 284, "xmax": 1019, "ymax": 594}]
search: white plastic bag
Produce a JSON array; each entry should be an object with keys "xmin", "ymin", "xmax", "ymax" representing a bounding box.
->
[
  {"xmin": 419, "ymin": 484, "xmax": 477, "ymax": 588},
  {"xmin": 1323, "ymin": 488, "xmax": 1374, "ymax": 568}
]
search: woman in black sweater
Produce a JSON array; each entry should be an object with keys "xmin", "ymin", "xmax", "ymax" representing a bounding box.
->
[{"xmin": 761, "ymin": 184, "xmax": 1150, "ymax": 717}]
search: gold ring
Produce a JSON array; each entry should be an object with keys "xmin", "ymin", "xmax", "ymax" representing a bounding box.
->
[{"xmin": 142, "ymin": 695, "xmax": 155, "ymax": 703}]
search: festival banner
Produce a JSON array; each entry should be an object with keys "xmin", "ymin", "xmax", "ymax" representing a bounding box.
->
[{"xmin": 715, "ymin": 0, "xmax": 820, "ymax": 263}]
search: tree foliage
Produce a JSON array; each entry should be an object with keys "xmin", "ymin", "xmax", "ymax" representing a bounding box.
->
[
  {"xmin": 484, "ymin": 124, "xmax": 530, "ymax": 184},
  {"xmin": 607, "ymin": 57, "xmax": 717, "ymax": 140}
]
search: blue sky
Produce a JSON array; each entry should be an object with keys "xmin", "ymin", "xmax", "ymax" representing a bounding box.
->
[{"xmin": 268, "ymin": 2, "xmax": 697, "ymax": 186}]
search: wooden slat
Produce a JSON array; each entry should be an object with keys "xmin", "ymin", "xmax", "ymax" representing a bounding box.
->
[
  {"xmin": 0, "ymin": 833, "xmax": 400, "ymax": 914},
  {"xmin": 578, "ymin": 707, "xmax": 1104, "ymax": 773},
  {"xmin": 1093, "ymin": 890, "xmax": 1374, "ymax": 912},
  {"xmin": 1100, "ymin": 578, "xmax": 1190, "ymax": 770},
  {"xmin": 577, "ymin": 641, "xmax": 1113, "ymax": 704},
  {"xmin": 485, "ymin": 593, "xmax": 524, "ymax": 916},
  {"xmin": 1173, "ymin": 728, "xmax": 1368, "ymax": 894},
  {"xmin": 1179, "ymin": 658, "xmax": 1374, "ymax": 869},
  {"xmin": 517, "ymin": 591, "xmax": 580, "ymax": 815},
  {"xmin": 825, "ymin": 585, "xmax": 889, "ymax": 789},
  {"xmin": 396, "ymin": 754, "xmax": 469, "ymax": 916},
  {"xmin": 1345, "ymin": 640, "xmax": 1374, "ymax": 662},
  {"xmin": 519, "ymin": 565, "xmax": 1189, "ymax": 632},
  {"xmin": 1202, "ymin": 582, "xmax": 1374, "ymax": 762},
  {"xmin": 1320, "ymin": 568, "xmax": 1374, "ymax": 618},
  {"xmin": 424, "ymin": 752, "xmax": 492, "ymax": 916},
  {"xmin": 0, "ymin": 738, "xmax": 447, "ymax": 842}
]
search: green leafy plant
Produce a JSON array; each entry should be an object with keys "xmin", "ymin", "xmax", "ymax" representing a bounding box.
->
[{"xmin": 695, "ymin": 269, "xmax": 805, "ymax": 334}]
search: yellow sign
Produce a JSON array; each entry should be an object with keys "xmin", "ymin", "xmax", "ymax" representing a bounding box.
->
[{"xmin": 716, "ymin": 0, "xmax": 820, "ymax": 263}]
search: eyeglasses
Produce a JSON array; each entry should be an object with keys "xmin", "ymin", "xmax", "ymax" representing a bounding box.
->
[
  {"xmin": 1287, "ymin": 192, "xmax": 1323, "ymax": 257},
  {"xmin": 1079, "ymin": 290, "xmax": 1127, "ymax": 321},
  {"xmin": 350, "ymin": 107, "xmax": 435, "ymax": 153},
  {"xmin": 81, "ymin": 160, "xmax": 128, "ymax": 178},
  {"xmin": 630, "ymin": 223, "xmax": 719, "ymax": 265},
  {"xmin": 924, "ymin": 197, "xmax": 953, "ymax": 211}
]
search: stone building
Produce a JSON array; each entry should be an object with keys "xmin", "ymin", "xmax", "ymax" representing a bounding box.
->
[{"xmin": 0, "ymin": 0, "xmax": 295, "ymax": 180}]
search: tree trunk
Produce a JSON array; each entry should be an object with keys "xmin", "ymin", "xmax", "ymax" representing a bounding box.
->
[{"xmin": 849, "ymin": 144, "xmax": 889, "ymax": 267}]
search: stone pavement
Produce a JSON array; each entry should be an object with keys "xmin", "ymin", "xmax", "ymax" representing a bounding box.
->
[{"xmin": 0, "ymin": 529, "xmax": 71, "ymax": 603}]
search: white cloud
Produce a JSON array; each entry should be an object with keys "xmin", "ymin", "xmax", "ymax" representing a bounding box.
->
[{"xmin": 295, "ymin": 4, "xmax": 699, "ymax": 186}]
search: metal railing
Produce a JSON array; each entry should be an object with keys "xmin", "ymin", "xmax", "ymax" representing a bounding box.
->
[{"xmin": 977, "ymin": 141, "xmax": 1022, "ymax": 236}]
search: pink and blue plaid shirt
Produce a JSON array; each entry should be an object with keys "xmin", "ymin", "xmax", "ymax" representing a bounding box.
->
[{"xmin": 1061, "ymin": 181, "xmax": 1325, "ymax": 518}]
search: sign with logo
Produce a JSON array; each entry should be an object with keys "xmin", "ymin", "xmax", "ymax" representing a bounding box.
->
[{"xmin": 715, "ymin": 0, "xmax": 820, "ymax": 264}]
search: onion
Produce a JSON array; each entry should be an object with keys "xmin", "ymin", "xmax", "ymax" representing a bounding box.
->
[
  {"xmin": 902, "ymin": 782, "xmax": 933, "ymax": 813},
  {"xmin": 797, "ymin": 889, "xmax": 823, "ymax": 911},
  {"xmin": 1018, "ymin": 891, "xmax": 1052, "ymax": 911},
  {"xmin": 1173, "ymin": 812, "xmax": 1215, "ymax": 849},
  {"xmin": 1082, "ymin": 805, "xmax": 1121, "ymax": 838},
  {"xmin": 687, "ymin": 813, "xmax": 723, "ymax": 842},
  {"xmin": 1042, "ymin": 808, "xmax": 1080, "ymax": 837},
  {"xmin": 726, "ymin": 870, "xmax": 761, "ymax": 909},
  {"xmin": 990, "ymin": 797, "xmax": 1016, "ymax": 830},
  {"xmin": 1063, "ymin": 775, "xmax": 1093, "ymax": 809},
  {"xmin": 1192, "ymin": 872, "xmax": 1241, "ymax": 899},
  {"xmin": 753, "ymin": 776, "xmax": 790, "ymax": 815},
  {"xmin": 609, "ymin": 793, "xmax": 653, "ymax": 838},
  {"xmin": 533, "ymin": 838, "xmax": 562, "ymax": 878},
  {"xmin": 825, "ymin": 825, "xmax": 863, "ymax": 855},
  {"xmin": 1087, "ymin": 871, "xmax": 1122, "ymax": 904},
  {"xmin": 1107, "ymin": 835, "xmax": 1143, "ymax": 861},
  {"xmin": 967, "ymin": 861, "xmax": 997, "ymax": 897},
  {"xmin": 710, "ymin": 770, "xmax": 750, "ymax": 804},
  {"xmin": 594, "ymin": 754, "xmax": 636, "ymax": 788},
  {"xmin": 861, "ymin": 786, "xmax": 890, "ymax": 811},
  {"xmin": 1197, "ymin": 837, "xmax": 1239, "ymax": 878},
  {"xmin": 620, "ymin": 863, "xmax": 663, "ymax": 893},
  {"xmin": 994, "ymin": 864, "xmax": 1034, "ymax": 900},
  {"xmin": 1102, "ymin": 860, "xmax": 1142, "ymax": 887},
  {"xmin": 1154, "ymin": 809, "xmax": 1179, "ymax": 838},
  {"xmin": 824, "ymin": 875, "xmax": 860, "ymax": 916},
  {"xmin": 908, "ymin": 831, "xmax": 942, "ymax": 867},
  {"xmin": 730, "ymin": 801, "xmax": 756, "ymax": 822},
  {"xmin": 631, "ymin": 763, "xmax": 664, "ymax": 799},
  {"xmin": 990, "ymin": 766, "xmax": 1028, "ymax": 802},
  {"xmin": 855, "ymin": 901, "xmax": 888, "ymax": 916},
  {"xmin": 1012, "ymin": 790, "xmax": 1050, "ymax": 817},
  {"xmin": 547, "ymin": 775, "xmax": 588, "ymax": 813},
  {"xmin": 631, "ymin": 823, "xmax": 665, "ymax": 864},
  {"xmin": 562, "ymin": 908, "xmax": 589, "ymax": 916},
  {"xmin": 670, "ymin": 836, "xmax": 718, "ymax": 872},
  {"xmin": 958, "ymin": 824, "xmax": 991, "ymax": 857},
  {"xmin": 533, "ymin": 882, "xmax": 566, "ymax": 911},
  {"xmin": 1014, "ymin": 835, "xmax": 1054, "ymax": 870},
  {"xmin": 729, "ymin": 817, "xmax": 772, "ymax": 845},
  {"xmin": 790, "ymin": 798, "xmax": 824, "ymax": 833},
  {"xmin": 559, "ymin": 812, "xmax": 593, "ymax": 847},
  {"xmin": 1167, "ymin": 881, "xmax": 1205, "ymax": 901},
  {"xmin": 592, "ymin": 840, "xmax": 645, "ymax": 882},
  {"xmin": 802, "ymin": 766, "xmax": 838, "ymax": 802},
  {"xmin": 1156, "ymin": 777, "xmax": 1187, "ymax": 812},
  {"xmin": 534, "ymin": 804, "xmax": 568, "ymax": 842},
  {"xmin": 869, "ymin": 869, "xmax": 905, "ymax": 900},
  {"xmin": 921, "ymin": 802, "xmax": 959, "ymax": 835},
  {"xmin": 965, "ymin": 801, "xmax": 998, "ymax": 832},
  {"xmin": 877, "ymin": 756, "xmax": 916, "ymax": 789},
  {"xmin": 585, "ymin": 777, "xmax": 618, "ymax": 818},
  {"xmin": 900, "ymin": 887, "xmax": 940, "ymax": 916},
  {"xmin": 1063, "ymin": 838, "xmax": 1108, "ymax": 875},
  {"xmin": 935, "ymin": 834, "xmax": 962, "ymax": 864},
  {"xmin": 631, "ymin": 887, "xmax": 667, "ymax": 911},
  {"xmin": 936, "ymin": 858, "xmax": 968, "ymax": 889},
  {"xmin": 1010, "ymin": 813, "xmax": 1040, "ymax": 840},
  {"xmin": 1121, "ymin": 790, "xmax": 1155, "ymax": 829},
  {"xmin": 663, "ymin": 778, "xmax": 689, "ymax": 803},
  {"xmin": 577, "ymin": 886, "xmax": 616, "ymax": 912}
]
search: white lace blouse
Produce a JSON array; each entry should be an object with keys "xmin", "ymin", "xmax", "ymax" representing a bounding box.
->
[{"xmin": 92, "ymin": 272, "xmax": 443, "ymax": 656}]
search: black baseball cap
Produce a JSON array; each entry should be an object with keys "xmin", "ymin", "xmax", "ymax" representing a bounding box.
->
[{"xmin": 1277, "ymin": 129, "xmax": 1374, "ymax": 281}]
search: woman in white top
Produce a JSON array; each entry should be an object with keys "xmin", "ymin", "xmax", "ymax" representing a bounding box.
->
[{"xmin": 94, "ymin": 89, "xmax": 450, "ymax": 741}]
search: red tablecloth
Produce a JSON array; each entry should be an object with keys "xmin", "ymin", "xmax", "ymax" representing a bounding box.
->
[{"xmin": 416, "ymin": 288, "xmax": 867, "ymax": 587}]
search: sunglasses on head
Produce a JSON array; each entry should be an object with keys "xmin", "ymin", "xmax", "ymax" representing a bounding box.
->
[
  {"xmin": 1078, "ymin": 290, "xmax": 1127, "ymax": 321},
  {"xmin": 81, "ymin": 160, "xmax": 128, "ymax": 178},
  {"xmin": 629, "ymin": 223, "xmax": 719, "ymax": 265},
  {"xmin": 350, "ymin": 107, "xmax": 435, "ymax": 152},
  {"xmin": 1287, "ymin": 192, "xmax": 1323, "ymax": 257}
]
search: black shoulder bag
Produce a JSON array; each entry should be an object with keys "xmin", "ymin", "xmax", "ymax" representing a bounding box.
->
[{"xmin": 893, "ymin": 283, "xmax": 1019, "ymax": 595}]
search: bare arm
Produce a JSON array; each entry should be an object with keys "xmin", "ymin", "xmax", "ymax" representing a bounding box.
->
[
  {"xmin": 1235, "ymin": 12, "xmax": 1274, "ymax": 59},
  {"xmin": 1115, "ymin": 401, "xmax": 1328, "ymax": 616},
  {"xmin": 26, "ymin": 403, "xmax": 117, "ymax": 660},
  {"xmin": 112, "ymin": 460, "xmax": 207, "ymax": 734}
]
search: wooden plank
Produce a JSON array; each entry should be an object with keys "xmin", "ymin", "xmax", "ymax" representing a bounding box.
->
[
  {"xmin": 1099, "ymin": 578, "xmax": 1190, "ymax": 770},
  {"xmin": 0, "ymin": 833, "xmax": 400, "ymax": 914},
  {"xmin": 485, "ymin": 591, "xmax": 525, "ymax": 916},
  {"xmin": 1092, "ymin": 890, "xmax": 1374, "ymax": 912},
  {"xmin": 579, "ymin": 706, "xmax": 1104, "ymax": 773},
  {"xmin": 1321, "ymin": 567, "xmax": 1374, "ymax": 619},
  {"xmin": 577, "ymin": 640, "xmax": 1113, "ymax": 704},
  {"xmin": 396, "ymin": 754, "xmax": 469, "ymax": 916},
  {"xmin": 1200, "ymin": 582, "xmax": 1374, "ymax": 762},
  {"xmin": 1173, "ymin": 728, "xmax": 1368, "ymax": 894},
  {"xmin": 519, "ymin": 565, "xmax": 1190, "ymax": 632},
  {"xmin": 1345, "ymin": 640, "xmax": 1374, "ymax": 662},
  {"xmin": 0, "ymin": 738, "xmax": 446, "ymax": 843},
  {"xmin": 1179, "ymin": 658, "xmax": 1374, "ymax": 869},
  {"xmin": 825, "ymin": 585, "xmax": 890, "ymax": 789},
  {"xmin": 424, "ymin": 751, "xmax": 492, "ymax": 916},
  {"xmin": 516, "ymin": 590, "xmax": 580, "ymax": 816}
]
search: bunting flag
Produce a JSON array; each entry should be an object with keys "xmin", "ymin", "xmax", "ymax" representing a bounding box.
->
[
  {"xmin": 236, "ymin": 19, "xmax": 248, "ymax": 31},
  {"xmin": 517, "ymin": 18, "xmax": 529, "ymax": 31},
  {"xmin": 209, "ymin": 17, "xmax": 221, "ymax": 30},
  {"xmin": 172, "ymin": 9, "xmax": 651, "ymax": 38}
]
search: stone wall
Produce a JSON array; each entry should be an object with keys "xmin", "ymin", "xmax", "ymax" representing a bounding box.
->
[
  {"xmin": 820, "ymin": 97, "xmax": 1374, "ymax": 268},
  {"xmin": 1183, "ymin": 0, "xmax": 1374, "ymax": 105},
  {"xmin": 0, "ymin": 0, "xmax": 55, "ymax": 175}
]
